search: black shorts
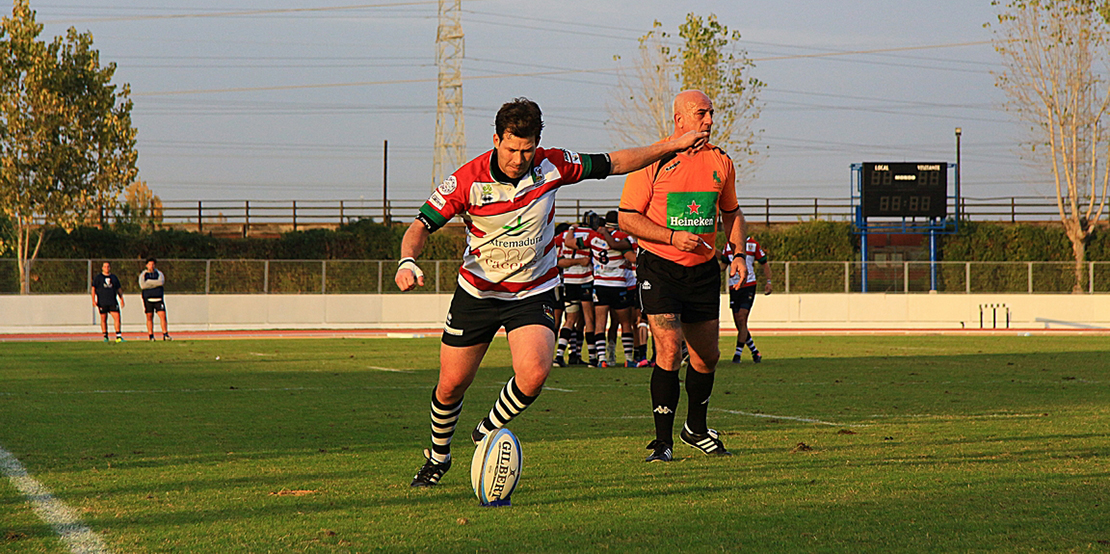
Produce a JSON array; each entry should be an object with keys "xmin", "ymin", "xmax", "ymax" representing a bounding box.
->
[
  {"xmin": 563, "ymin": 282, "xmax": 593, "ymax": 305},
  {"xmin": 441, "ymin": 286, "xmax": 559, "ymax": 347},
  {"xmin": 636, "ymin": 250, "xmax": 720, "ymax": 324},
  {"xmin": 144, "ymin": 298, "xmax": 167, "ymax": 314},
  {"xmin": 729, "ymin": 285, "xmax": 757, "ymax": 312},
  {"xmin": 97, "ymin": 304, "xmax": 120, "ymax": 314},
  {"xmin": 592, "ymin": 285, "xmax": 632, "ymax": 310}
]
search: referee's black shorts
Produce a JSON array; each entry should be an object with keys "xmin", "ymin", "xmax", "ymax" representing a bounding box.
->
[
  {"xmin": 441, "ymin": 286, "xmax": 559, "ymax": 347},
  {"xmin": 636, "ymin": 250, "xmax": 720, "ymax": 324}
]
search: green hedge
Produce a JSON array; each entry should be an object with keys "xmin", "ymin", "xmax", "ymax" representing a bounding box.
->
[
  {"xmin": 5, "ymin": 218, "xmax": 1108, "ymax": 263},
  {"xmin": 941, "ymin": 221, "xmax": 1110, "ymax": 261}
]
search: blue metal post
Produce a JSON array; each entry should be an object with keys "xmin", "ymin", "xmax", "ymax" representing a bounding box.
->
[
  {"xmin": 861, "ymin": 232, "xmax": 868, "ymax": 293},
  {"xmin": 929, "ymin": 228, "xmax": 938, "ymax": 291}
]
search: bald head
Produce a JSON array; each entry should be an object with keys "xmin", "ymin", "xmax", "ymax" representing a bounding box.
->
[{"xmin": 673, "ymin": 90, "xmax": 714, "ymax": 138}]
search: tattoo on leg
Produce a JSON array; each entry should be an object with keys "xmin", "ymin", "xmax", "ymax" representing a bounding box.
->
[{"xmin": 649, "ymin": 313, "xmax": 682, "ymax": 331}]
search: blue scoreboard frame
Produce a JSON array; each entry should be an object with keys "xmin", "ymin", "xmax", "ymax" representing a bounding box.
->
[{"xmin": 851, "ymin": 162, "xmax": 959, "ymax": 292}]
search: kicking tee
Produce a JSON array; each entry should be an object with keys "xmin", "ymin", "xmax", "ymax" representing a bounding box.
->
[
  {"xmin": 619, "ymin": 141, "xmax": 739, "ymax": 267},
  {"xmin": 417, "ymin": 148, "xmax": 610, "ymax": 300}
]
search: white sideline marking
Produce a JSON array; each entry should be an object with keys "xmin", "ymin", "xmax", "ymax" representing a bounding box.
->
[
  {"xmin": 366, "ymin": 365, "xmax": 412, "ymax": 373},
  {"xmin": 0, "ymin": 445, "xmax": 111, "ymax": 554},
  {"xmin": 712, "ymin": 408, "xmax": 869, "ymax": 428},
  {"xmin": 543, "ymin": 386, "xmax": 575, "ymax": 393}
]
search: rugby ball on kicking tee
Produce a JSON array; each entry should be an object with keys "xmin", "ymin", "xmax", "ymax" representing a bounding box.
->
[{"xmin": 471, "ymin": 428, "xmax": 522, "ymax": 506}]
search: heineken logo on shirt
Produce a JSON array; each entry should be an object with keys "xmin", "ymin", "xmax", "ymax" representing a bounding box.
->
[{"xmin": 667, "ymin": 191, "xmax": 718, "ymax": 233}]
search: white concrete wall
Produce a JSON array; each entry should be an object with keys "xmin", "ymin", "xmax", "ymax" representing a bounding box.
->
[
  {"xmin": 1, "ymin": 293, "xmax": 1107, "ymax": 334},
  {"xmin": 740, "ymin": 292, "xmax": 1109, "ymax": 330}
]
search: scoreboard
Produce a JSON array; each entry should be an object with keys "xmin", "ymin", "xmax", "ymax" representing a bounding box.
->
[{"xmin": 861, "ymin": 162, "xmax": 948, "ymax": 218}]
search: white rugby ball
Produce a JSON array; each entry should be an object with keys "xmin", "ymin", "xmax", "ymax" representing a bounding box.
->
[{"xmin": 470, "ymin": 428, "xmax": 522, "ymax": 506}]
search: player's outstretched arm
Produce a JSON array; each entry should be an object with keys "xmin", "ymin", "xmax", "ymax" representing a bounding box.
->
[
  {"xmin": 607, "ymin": 130, "xmax": 708, "ymax": 175},
  {"xmin": 395, "ymin": 220, "xmax": 429, "ymax": 291}
]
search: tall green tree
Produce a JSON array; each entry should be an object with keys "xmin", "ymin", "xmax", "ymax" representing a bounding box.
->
[
  {"xmin": 1, "ymin": 0, "xmax": 138, "ymax": 293},
  {"xmin": 609, "ymin": 13, "xmax": 765, "ymax": 180},
  {"xmin": 989, "ymin": 0, "xmax": 1110, "ymax": 293}
]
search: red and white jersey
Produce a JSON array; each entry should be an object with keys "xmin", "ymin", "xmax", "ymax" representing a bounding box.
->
[
  {"xmin": 724, "ymin": 237, "xmax": 767, "ymax": 288},
  {"xmin": 558, "ymin": 226, "xmax": 594, "ymax": 285},
  {"xmin": 622, "ymin": 236, "xmax": 639, "ymax": 288},
  {"xmin": 417, "ymin": 147, "xmax": 593, "ymax": 300},
  {"xmin": 587, "ymin": 228, "xmax": 635, "ymax": 288}
]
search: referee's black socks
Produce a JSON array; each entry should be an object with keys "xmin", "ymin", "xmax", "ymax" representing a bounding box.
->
[
  {"xmin": 684, "ymin": 369, "xmax": 715, "ymax": 435},
  {"xmin": 650, "ymin": 365, "xmax": 680, "ymax": 445}
]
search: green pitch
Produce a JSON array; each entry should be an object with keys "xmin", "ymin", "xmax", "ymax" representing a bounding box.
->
[{"xmin": 0, "ymin": 336, "xmax": 1107, "ymax": 552}]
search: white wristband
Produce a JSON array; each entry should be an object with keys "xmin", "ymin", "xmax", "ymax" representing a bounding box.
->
[{"xmin": 397, "ymin": 258, "xmax": 424, "ymax": 279}]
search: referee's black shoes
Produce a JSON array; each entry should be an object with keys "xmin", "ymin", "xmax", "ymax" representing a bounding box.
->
[{"xmin": 680, "ymin": 424, "xmax": 732, "ymax": 456}]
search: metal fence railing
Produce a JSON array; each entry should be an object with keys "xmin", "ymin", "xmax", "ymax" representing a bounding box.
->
[
  {"xmin": 3, "ymin": 259, "xmax": 1108, "ymax": 295},
  {"xmin": 72, "ymin": 196, "xmax": 1089, "ymax": 233}
]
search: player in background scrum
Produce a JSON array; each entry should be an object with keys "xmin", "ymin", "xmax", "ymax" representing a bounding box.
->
[
  {"xmin": 550, "ymin": 222, "xmax": 570, "ymax": 343},
  {"xmin": 397, "ymin": 97, "xmax": 708, "ymax": 487},
  {"xmin": 139, "ymin": 257, "xmax": 172, "ymax": 341},
  {"xmin": 722, "ymin": 238, "xmax": 772, "ymax": 363},
  {"xmin": 619, "ymin": 90, "xmax": 747, "ymax": 462},
  {"xmin": 91, "ymin": 261, "xmax": 125, "ymax": 342},
  {"xmin": 587, "ymin": 210, "xmax": 637, "ymax": 367},
  {"xmin": 626, "ymin": 235, "xmax": 651, "ymax": 366},
  {"xmin": 554, "ymin": 214, "xmax": 597, "ymax": 367}
]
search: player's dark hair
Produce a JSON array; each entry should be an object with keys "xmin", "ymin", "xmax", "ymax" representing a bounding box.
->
[
  {"xmin": 580, "ymin": 210, "xmax": 596, "ymax": 227},
  {"xmin": 554, "ymin": 222, "xmax": 571, "ymax": 235},
  {"xmin": 495, "ymin": 97, "xmax": 543, "ymax": 141},
  {"xmin": 145, "ymin": 257, "xmax": 157, "ymax": 264},
  {"xmin": 605, "ymin": 210, "xmax": 619, "ymax": 226}
]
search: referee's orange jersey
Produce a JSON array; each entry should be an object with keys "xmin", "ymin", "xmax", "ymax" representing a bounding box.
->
[{"xmin": 619, "ymin": 141, "xmax": 739, "ymax": 267}]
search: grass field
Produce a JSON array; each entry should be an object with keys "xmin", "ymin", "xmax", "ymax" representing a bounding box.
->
[{"xmin": 0, "ymin": 335, "xmax": 1107, "ymax": 553}]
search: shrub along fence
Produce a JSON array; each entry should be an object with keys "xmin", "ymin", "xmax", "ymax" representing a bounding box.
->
[{"xmin": 5, "ymin": 259, "xmax": 1108, "ymax": 295}]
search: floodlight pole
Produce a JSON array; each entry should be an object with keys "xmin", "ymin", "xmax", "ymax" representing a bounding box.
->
[
  {"xmin": 955, "ymin": 127, "xmax": 962, "ymax": 222},
  {"xmin": 383, "ymin": 139, "xmax": 390, "ymax": 225}
]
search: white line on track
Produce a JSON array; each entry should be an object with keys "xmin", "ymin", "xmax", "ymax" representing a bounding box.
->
[
  {"xmin": 0, "ymin": 445, "xmax": 112, "ymax": 554},
  {"xmin": 542, "ymin": 386, "xmax": 575, "ymax": 392}
]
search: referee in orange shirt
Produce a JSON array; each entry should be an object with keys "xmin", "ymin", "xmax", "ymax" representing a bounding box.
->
[{"xmin": 618, "ymin": 90, "xmax": 748, "ymax": 462}]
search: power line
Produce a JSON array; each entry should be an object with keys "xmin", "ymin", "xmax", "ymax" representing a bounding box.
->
[
  {"xmin": 130, "ymin": 37, "xmax": 994, "ymax": 97},
  {"xmin": 40, "ymin": 1, "xmax": 439, "ymax": 24}
]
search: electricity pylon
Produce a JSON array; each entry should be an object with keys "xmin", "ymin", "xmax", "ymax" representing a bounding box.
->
[{"xmin": 432, "ymin": 0, "xmax": 465, "ymax": 188}]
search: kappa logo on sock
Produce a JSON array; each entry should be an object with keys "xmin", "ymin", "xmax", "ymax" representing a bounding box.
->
[{"xmin": 653, "ymin": 406, "xmax": 674, "ymax": 415}]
